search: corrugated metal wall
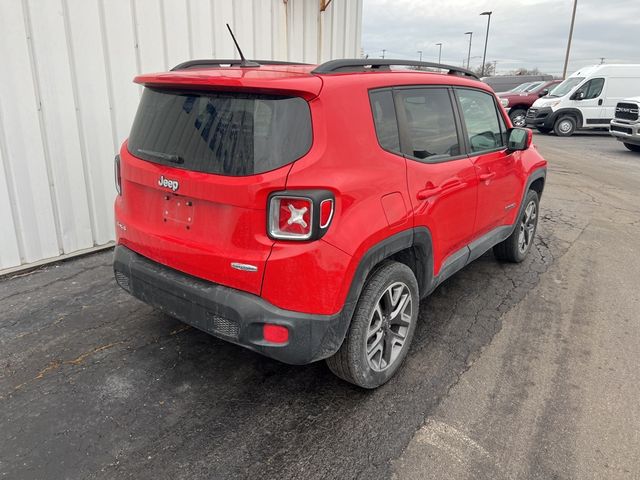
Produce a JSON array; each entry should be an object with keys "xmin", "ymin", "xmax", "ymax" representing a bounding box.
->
[{"xmin": 0, "ymin": 0, "xmax": 362, "ymax": 271}]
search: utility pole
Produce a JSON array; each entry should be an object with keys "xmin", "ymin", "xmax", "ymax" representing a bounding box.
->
[
  {"xmin": 465, "ymin": 32, "xmax": 473, "ymax": 69},
  {"xmin": 600, "ymin": 57, "xmax": 605, "ymax": 64},
  {"xmin": 417, "ymin": 50, "xmax": 423, "ymax": 62},
  {"xmin": 436, "ymin": 43, "xmax": 442, "ymax": 64},
  {"xmin": 480, "ymin": 11, "xmax": 492, "ymax": 77},
  {"xmin": 562, "ymin": 0, "xmax": 578, "ymax": 79},
  {"xmin": 381, "ymin": 49, "xmax": 386, "ymax": 59}
]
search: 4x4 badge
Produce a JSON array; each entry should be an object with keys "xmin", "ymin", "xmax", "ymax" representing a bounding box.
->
[{"xmin": 158, "ymin": 175, "xmax": 179, "ymax": 192}]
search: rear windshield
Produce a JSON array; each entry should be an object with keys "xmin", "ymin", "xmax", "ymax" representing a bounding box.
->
[{"xmin": 128, "ymin": 88, "xmax": 312, "ymax": 176}]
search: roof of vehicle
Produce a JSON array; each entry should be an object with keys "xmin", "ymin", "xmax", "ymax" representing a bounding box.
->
[
  {"xmin": 569, "ymin": 64, "xmax": 640, "ymax": 78},
  {"xmin": 134, "ymin": 59, "xmax": 491, "ymax": 98}
]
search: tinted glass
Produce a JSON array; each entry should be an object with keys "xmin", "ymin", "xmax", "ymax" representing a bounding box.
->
[
  {"xmin": 128, "ymin": 88, "xmax": 312, "ymax": 176},
  {"xmin": 370, "ymin": 90, "xmax": 400, "ymax": 152},
  {"xmin": 456, "ymin": 89, "xmax": 505, "ymax": 153},
  {"xmin": 396, "ymin": 88, "xmax": 460, "ymax": 161}
]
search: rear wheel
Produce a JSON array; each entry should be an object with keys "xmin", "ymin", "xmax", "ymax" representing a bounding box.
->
[
  {"xmin": 537, "ymin": 127, "xmax": 552, "ymax": 134},
  {"xmin": 326, "ymin": 261, "xmax": 418, "ymax": 389},
  {"xmin": 554, "ymin": 116, "xmax": 577, "ymax": 137},
  {"xmin": 494, "ymin": 190, "xmax": 539, "ymax": 263},
  {"xmin": 624, "ymin": 143, "xmax": 640, "ymax": 152},
  {"xmin": 508, "ymin": 108, "xmax": 527, "ymax": 128}
]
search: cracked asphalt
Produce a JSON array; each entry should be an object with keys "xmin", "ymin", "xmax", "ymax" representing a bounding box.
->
[{"xmin": 1, "ymin": 133, "xmax": 639, "ymax": 479}]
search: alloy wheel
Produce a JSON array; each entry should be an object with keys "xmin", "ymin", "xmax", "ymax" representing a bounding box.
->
[
  {"xmin": 518, "ymin": 200, "xmax": 537, "ymax": 253},
  {"xmin": 366, "ymin": 282, "xmax": 413, "ymax": 372}
]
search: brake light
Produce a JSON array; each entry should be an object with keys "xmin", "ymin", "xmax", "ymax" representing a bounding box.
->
[
  {"xmin": 269, "ymin": 196, "xmax": 313, "ymax": 240},
  {"xmin": 263, "ymin": 324, "xmax": 289, "ymax": 344},
  {"xmin": 114, "ymin": 154, "xmax": 122, "ymax": 195}
]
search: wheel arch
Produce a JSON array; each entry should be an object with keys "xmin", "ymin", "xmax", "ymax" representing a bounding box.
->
[{"xmin": 552, "ymin": 108, "xmax": 583, "ymax": 128}]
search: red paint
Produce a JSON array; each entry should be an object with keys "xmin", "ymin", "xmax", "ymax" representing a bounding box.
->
[{"xmin": 115, "ymin": 64, "xmax": 547, "ymax": 316}]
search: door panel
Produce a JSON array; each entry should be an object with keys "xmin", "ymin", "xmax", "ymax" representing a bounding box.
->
[
  {"xmin": 572, "ymin": 77, "xmax": 606, "ymax": 125},
  {"xmin": 395, "ymin": 87, "xmax": 478, "ymax": 275},
  {"xmin": 455, "ymin": 88, "xmax": 521, "ymax": 236}
]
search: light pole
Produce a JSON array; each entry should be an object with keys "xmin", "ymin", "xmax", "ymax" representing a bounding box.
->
[
  {"xmin": 480, "ymin": 11, "xmax": 492, "ymax": 77},
  {"xmin": 464, "ymin": 32, "xmax": 473, "ymax": 69},
  {"xmin": 562, "ymin": 0, "xmax": 578, "ymax": 79},
  {"xmin": 436, "ymin": 43, "xmax": 442, "ymax": 64},
  {"xmin": 417, "ymin": 50, "xmax": 423, "ymax": 62},
  {"xmin": 381, "ymin": 49, "xmax": 386, "ymax": 59}
]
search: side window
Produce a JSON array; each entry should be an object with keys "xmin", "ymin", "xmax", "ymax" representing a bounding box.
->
[
  {"xmin": 370, "ymin": 90, "xmax": 400, "ymax": 153},
  {"xmin": 396, "ymin": 88, "xmax": 461, "ymax": 161},
  {"xmin": 456, "ymin": 89, "xmax": 505, "ymax": 153},
  {"xmin": 581, "ymin": 78, "xmax": 605, "ymax": 99}
]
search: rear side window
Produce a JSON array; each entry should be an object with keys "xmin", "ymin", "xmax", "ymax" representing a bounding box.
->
[
  {"xmin": 128, "ymin": 88, "xmax": 312, "ymax": 176},
  {"xmin": 370, "ymin": 90, "xmax": 400, "ymax": 152},
  {"xmin": 456, "ymin": 89, "xmax": 505, "ymax": 153},
  {"xmin": 396, "ymin": 88, "xmax": 461, "ymax": 161}
]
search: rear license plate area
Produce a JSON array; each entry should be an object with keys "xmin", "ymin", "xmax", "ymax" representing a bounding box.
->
[{"xmin": 162, "ymin": 195, "xmax": 195, "ymax": 226}]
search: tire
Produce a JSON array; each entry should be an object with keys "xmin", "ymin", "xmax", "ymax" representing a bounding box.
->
[
  {"xmin": 537, "ymin": 127, "xmax": 552, "ymax": 134},
  {"xmin": 553, "ymin": 116, "xmax": 577, "ymax": 137},
  {"xmin": 494, "ymin": 190, "xmax": 540, "ymax": 263},
  {"xmin": 624, "ymin": 143, "xmax": 640, "ymax": 152},
  {"xmin": 508, "ymin": 108, "xmax": 527, "ymax": 128},
  {"xmin": 326, "ymin": 261, "xmax": 419, "ymax": 389}
]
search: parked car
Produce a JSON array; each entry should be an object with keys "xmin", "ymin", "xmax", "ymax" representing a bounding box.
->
[
  {"xmin": 113, "ymin": 58, "xmax": 547, "ymax": 388},
  {"xmin": 482, "ymin": 74, "xmax": 553, "ymax": 93},
  {"xmin": 499, "ymin": 80, "xmax": 562, "ymax": 127},
  {"xmin": 610, "ymin": 97, "xmax": 640, "ymax": 152},
  {"xmin": 526, "ymin": 64, "xmax": 640, "ymax": 136}
]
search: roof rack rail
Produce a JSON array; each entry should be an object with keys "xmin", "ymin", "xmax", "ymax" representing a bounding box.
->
[
  {"xmin": 311, "ymin": 59, "xmax": 480, "ymax": 80},
  {"xmin": 171, "ymin": 59, "xmax": 310, "ymax": 71}
]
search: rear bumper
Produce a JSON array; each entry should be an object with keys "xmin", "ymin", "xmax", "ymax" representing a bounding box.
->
[
  {"xmin": 610, "ymin": 119, "xmax": 640, "ymax": 145},
  {"xmin": 113, "ymin": 245, "xmax": 349, "ymax": 365}
]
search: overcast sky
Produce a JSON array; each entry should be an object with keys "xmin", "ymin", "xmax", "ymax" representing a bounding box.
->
[{"xmin": 362, "ymin": 0, "xmax": 639, "ymax": 76}]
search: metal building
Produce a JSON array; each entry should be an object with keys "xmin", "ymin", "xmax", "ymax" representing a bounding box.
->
[{"xmin": 0, "ymin": 0, "xmax": 363, "ymax": 273}]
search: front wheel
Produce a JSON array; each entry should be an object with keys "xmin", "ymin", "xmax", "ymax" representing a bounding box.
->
[
  {"xmin": 494, "ymin": 189, "xmax": 540, "ymax": 263},
  {"xmin": 326, "ymin": 261, "xmax": 418, "ymax": 389},
  {"xmin": 509, "ymin": 108, "xmax": 527, "ymax": 128},
  {"xmin": 624, "ymin": 143, "xmax": 640, "ymax": 152},
  {"xmin": 554, "ymin": 116, "xmax": 577, "ymax": 136}
]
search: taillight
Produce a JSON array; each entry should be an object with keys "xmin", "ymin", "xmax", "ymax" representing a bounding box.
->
[
  {"xmin": 114, "ymin": 154, "xmax": 122, "ymax": 195},
  {"xmin": 267, "ymin": 190, "xmax": 334, "ymax": 241},
  {"xmin": 269, "ymin": 196, "xmax": 313, "ymax": 239}
]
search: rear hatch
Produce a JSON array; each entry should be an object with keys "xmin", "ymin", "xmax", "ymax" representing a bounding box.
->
[{"xmin": 116, "ymin": 70, "xmax": 321, "ymax": 295}]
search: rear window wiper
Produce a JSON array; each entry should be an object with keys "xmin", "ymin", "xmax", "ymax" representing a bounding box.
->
[{"xmin": 137, "ymin": 149, "xmax": 184, "ymax": 164}]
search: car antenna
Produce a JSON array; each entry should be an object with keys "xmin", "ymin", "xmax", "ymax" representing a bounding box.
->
[{"xmin": 226, "ymin": 24, "xmax": 260, "ymax": 68}]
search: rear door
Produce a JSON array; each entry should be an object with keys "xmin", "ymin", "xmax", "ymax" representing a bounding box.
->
[
  {"xmin": 397, "ymin": 87, "xmax": 478, "ymax": 275},
  {"xmin": 116, "ymin": 87, "xmax": 313, "ymax": 295},
  {"xmin": 454, "ymin": 87, "xmax": 521, "ymax": 236}
]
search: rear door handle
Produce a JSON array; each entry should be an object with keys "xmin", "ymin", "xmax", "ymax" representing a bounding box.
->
[
  {"xmin": 417, "ymin": 178, "xmax": 464, "ymax": 200},
  {"xmin": 479, "ymin": 172, "xmax": 496, "ymax": 182}
]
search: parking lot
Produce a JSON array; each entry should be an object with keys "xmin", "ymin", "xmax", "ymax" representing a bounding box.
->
[{"xmin": 1, "ymin": 132, "xmax": 639, "ymax": 479}]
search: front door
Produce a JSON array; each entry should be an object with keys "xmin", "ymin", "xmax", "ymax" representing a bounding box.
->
[
  {"xmin": 454, "ymin": 87, "xmax": 521, "ymax": 236},
  {"xmin": 572, "ymin": 77, "xmax": 606, "ymax": 126}
]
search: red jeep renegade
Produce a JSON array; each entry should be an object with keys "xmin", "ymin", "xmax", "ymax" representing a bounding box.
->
[{"xmin": 113, "ymin": 58, "xmax": 547, "ymax": 388}]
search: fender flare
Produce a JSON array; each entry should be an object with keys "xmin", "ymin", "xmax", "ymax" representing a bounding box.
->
[{"xmin": 550, "ymin": 108, "xmax": 583, "ymax": 128}]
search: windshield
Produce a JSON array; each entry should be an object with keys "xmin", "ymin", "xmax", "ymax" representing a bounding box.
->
[
  {"xmin": 548, "ymin": 77, "xmax": 585, "ymax": 97},
  {"xmin": 523, "ymin": 81, "xmax": 544, "ymax": 92},
  {"xmin": 128, "ymin": 88, "xmax": 312, "ymax": 176},
  {"xmin": 508, "ymin": 82, "xmax": 534, "ymax": 93}
]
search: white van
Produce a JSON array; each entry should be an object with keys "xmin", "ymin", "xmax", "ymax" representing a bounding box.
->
[{"xmin": 525, "ymin": 64, "xmax": 640, "ymax": 136}]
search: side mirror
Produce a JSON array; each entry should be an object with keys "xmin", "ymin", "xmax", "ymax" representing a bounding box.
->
[
  {"xmin": 572, "ymin": 91, "xmax": 585, "ymax": 101},
  {"xmin": 538, "ymin": 88, "xmax": 549, "ymax": 97},
  {"xmin": 507, "ymin": 127, "xmax": 533, "ymax": 151}
]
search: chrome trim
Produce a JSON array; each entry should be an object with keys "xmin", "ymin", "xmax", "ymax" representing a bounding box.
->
[{"xmin": 231, "ymin": 262, "xmax": 258, "ymax": 272}]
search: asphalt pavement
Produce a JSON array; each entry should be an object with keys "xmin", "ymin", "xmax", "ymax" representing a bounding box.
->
[{"xmin": 1, "ymin": 132, "xmax": 639, "ymax": 479}]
